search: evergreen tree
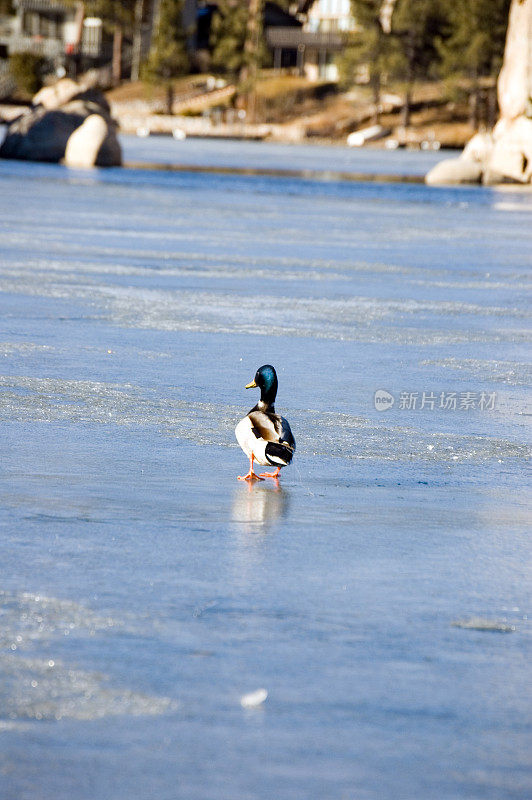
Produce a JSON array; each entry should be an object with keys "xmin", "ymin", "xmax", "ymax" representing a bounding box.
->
[
  {"xmin": 390, "ymin": 0, "xmax": 447, "ymax": 126},
  {"xmin": 339, "ymin": 0, "xmax": 447, "ymax": 127},
  {"xmin": 83, "ymin": 0, "xmax": 137, "ymax": 83},
  {"xmin": 144, "ymin": 0, "xmax": 189, "ymax": 112},
  {"xmin": 340, "ymin": 0, "xmax": 510, "ymax": 130},
  {"xmin": 210, "ymin": 0, "xmax": 268, "ymax": 83},
  {"xmin": 437, "ymin": 0, "xmax": 510, "ymax": 127},
  {"xmin": 83, "ymin": 1, "xmax": 137, "ymax": 37},
  {"xmin": 239, "ymin": 0, "xmax": 265, "ymax": 117},
  {"xmin": 210, "ymin": 0, "xmax": 250, "ymax": 79},
  {"xmin": 338, "ymin": 1, "xmax": 400, "ymax": 122}
]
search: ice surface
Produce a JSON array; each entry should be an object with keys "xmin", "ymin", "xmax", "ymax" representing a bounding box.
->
[
  {"xmin": 452, "ymin": 617, "xmax": 517, "ymax": 633},
  {"xmin": 0, "ymin": 147, "xmax": 531, "ymax": 800},
  {"xmin": 240, "ymin": 688, "xmax": 268, "ymax": 708},
  {"xmin": 120, "ymin": 134, "xmax": 452, "ymax": 177}
]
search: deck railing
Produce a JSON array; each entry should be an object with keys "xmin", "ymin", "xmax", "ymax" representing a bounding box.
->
[{"xmin": 265, "ymin": 27, "xmax": 346, "ymax": 51}]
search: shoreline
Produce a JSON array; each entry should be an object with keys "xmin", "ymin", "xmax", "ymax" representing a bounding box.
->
[
  {"xmin": 2, "ymin": 154, "xmax": 530, "ymax": 189},
  {"xmin": 123, "ymin": 159, "xmax": 426, "ymax": 183},
  {"xmin": 120, "ymin": 160, "xmax": 531, "ymax": 189}
]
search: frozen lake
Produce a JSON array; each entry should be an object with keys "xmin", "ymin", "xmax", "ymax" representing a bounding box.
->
[
  {"xmin": 120, "ymin": 132, "xmax": 451, "ymax": 175},
  {"xmin": 0, "ymin": 141, "xmax": 531, "ymax": 800}
]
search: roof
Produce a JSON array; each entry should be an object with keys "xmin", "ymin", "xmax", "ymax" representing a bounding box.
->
[
  {"xmin": 14, "ymin": 0, "xmax": 71, "ymax": 14},
  {"xmin": 297, "ymin": 0, "xmax": 316, "ymax": 14}
]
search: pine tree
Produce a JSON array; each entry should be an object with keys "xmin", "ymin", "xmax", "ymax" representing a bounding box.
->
[
  {"xmin": 144, "ymin": 0, "xmax": 189, "ymax": 112},
  {"xmin": 210, "ymin": 1, "xmax": 268, "ymax": 81},
  {"xmin": 210, "ymin": 0, "xmax": 269, "ymax": 118},
  {"xmin": 84, "ymin": 0, "xmax": 137, "ymax": 83},
  {"xmin": 437, "ymin": 0, "xmax": 511, "ymax": 127},
  {"xmin": 338, "ymin": 1, "xmax": 400, "ymax": 122},
  {"xmin": 339, "ymin": 0, "xmax": 446, "ymax": 127},
  {"xmin": 210, "ymin": 0, "xmax": 249, "ymax": 78},
  {"xmin": 390, "ymin": 0, "xmax": 447, "ymax": 127},
  {"xmin": 334, "ymin": 0, "xmax": 510, "ymax": 131}
]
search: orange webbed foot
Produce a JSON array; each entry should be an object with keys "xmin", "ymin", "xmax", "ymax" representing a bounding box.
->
[
  {"xmin": 237, "ymin": 471, "xmax": 264, "ymax": 481},
  {"xmin": 238, "ymin": 456, "xmax": 265, "ymax": 482},
  {"xmin": 259, "ymin": 468, "xmax": 281, "ymax": 480}
]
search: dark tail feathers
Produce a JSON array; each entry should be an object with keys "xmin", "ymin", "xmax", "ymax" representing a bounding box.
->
[{"xmin": 265, "ymin": 441, "xmax": 294, "ymax": 467}]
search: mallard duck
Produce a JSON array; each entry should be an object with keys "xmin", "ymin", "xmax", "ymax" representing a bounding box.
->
[{"xmin": 235, "ymin": 364, "xmax": 296, "ymax": 482}]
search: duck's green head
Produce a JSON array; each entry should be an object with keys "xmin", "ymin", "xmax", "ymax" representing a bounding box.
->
[{"xmin": 246, "ymin": 364, "xmax": 278, "ymax": 405}]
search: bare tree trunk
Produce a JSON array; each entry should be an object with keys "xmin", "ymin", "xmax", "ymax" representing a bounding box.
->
[
  {"xmin": 402, "ymin": 30, "xmax": 415, "ymax": 129},
  {"xmin": 131, "ymin": 0, "xmax": 145, "ymax": 82},
  {"xmin": 497, "ymin": 0, "xmax": 532, "ymax": 121},
  {"xmin": 370, "ymin": 18, "xmax": 384, "ymax": 125},
  {"xmin": 240, "ymin": 0, "xmax": 264, "ymax": 122},
  {"xmin": 402, "ymin": 86, "xmax": 411, "ymax": 128},
  {"xmin": 372, "ymin": 73, "xmax": 381, "ymax": 124},
  {"xmin": 469, "ymin": 69, "xmax": 480, "ymax": 128},
  {"xmin": 112, "ymin": 24, "xmax": 123, "ymax": 86},
  {"xmin": 487, "ymin": 84, "xmax": 497, "ymax": 129},
  {"xmin": 379, "ymin": 0, "xmax": 398, "ymax": 34},
  {"xmin": 166, "ymin": 83, "xmax": 174, "ymax": 115},
  {"xmin": 469, "ymin": 89, "xmax": 480, "ymax": 129}
]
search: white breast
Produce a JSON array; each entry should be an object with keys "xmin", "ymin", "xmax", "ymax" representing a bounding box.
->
[{"xmin": 235, "ymin": 416, "xmax": 269, "ymax": 466}]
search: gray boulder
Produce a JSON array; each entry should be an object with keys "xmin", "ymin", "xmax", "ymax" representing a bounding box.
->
[
  {"xmin": 425, "ymin": 0, "xmax": 532, "ymax": 186},
  {"xmin": 32, "ymin": 78, "xmax": 80, "ymax": 111},
  {"xmin": 497, "ymin": 0, "xmax": 532, "ymax": 121},
  {"xmin": 65, "ymin": 114, "xmax": 121, "ymax": 168},
  {"xmin": 487, "ymin": 116, "xmax": 532, "ymax": 183},
  {"xmin": 0, "ymin": 105, "xmax": 87, "ymax": 162},
  {"xmin": 0, "ymin": 84, "xmax": 121, "ymax": 166},
  {"xmin": 462, "ymin": 132, "xmax": 494, "ymax": 164}
]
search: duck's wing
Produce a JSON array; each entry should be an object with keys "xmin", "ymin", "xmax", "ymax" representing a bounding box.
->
[
  {"xmin": 265, "ymin": 415, "xmax": 295, "ymax": 467},
  {"xmin": 247, "ymin": 411, "xmax": 294, "ymax": 467},
  {"xmin": 248, "ymin": 410, "xmax": 281, "ymax": 443},
  {"xmin": 278, "ymin": 416, "xmax": 296, "ymax": 451},
  {"xmin": 248, "ymin": 411, "xmax": 296, "ymax": 451}
]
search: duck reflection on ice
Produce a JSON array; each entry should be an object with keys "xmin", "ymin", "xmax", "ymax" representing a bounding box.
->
[{"xmin": 231, "ymin": 481, "xmax": 289, "ymax": 536}]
